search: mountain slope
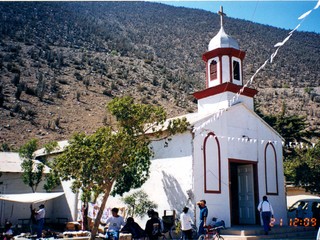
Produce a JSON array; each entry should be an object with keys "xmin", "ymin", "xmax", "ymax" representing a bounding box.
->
[{"xmin": 0, "ymin": 2, "xmax": 319, "ymax": 149}]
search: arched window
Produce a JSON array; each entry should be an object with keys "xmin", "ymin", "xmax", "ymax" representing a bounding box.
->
[
  {"xmin": 233, "ymin": 60, "xmax": 240, "ymax": 81},
  {"xmin": 264, "ymin": 142, "xmax": 279, "ymax": 195},
  {"xmin": 203, "ymin": 132, "xmax": 221, "ymax": 193},
  {"xmin": 210, "ymin": 59, "xmax": 218, "ymax": 81}
]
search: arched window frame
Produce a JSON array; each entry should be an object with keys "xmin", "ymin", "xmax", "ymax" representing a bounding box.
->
[
  {"xmin": 203, "ymin": 132, "xmax": 221, "ymax": 193},
  {"xmin": 209, "ymin": 58, "xmax": 218, "ymax": 81},
  {"xmin": 264, "ymin": 142, "xmax": 279, "ymax": 195},
  {"xmin": 232, "ymin": 59, "xmax": 241, "ymax": 81}
]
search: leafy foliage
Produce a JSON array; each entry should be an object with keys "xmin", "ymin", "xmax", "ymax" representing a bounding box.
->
[
  {"xmin": 121, "ymin": 190, "xmax": 158, "ymax": 218},
  {"xmin": 43, "ymin": 169, "xmax": 61, "ymax": 192},
  {"xmin": 257, "ymin": 102, "xmax": 319, "ymax": 158},
  {"xmin": 1, "ymin": 143, "xmax": 10, "ymax": 152},
  {"xmin": 43, "ymin": 141, "xmax": 58, "ymax": 156},
  {"xmin": 19, "ymin": 139, "xmax": 38, "ymax": 160},
  {"xmin": 259, "ymin": 103, "xmax": 310, "ymax": 143},
  {"xmin": 284, "ymin": 141, "xmax": 320, "ymax": 194},
  {"xmin": 107, "ymin": 96, "xmax": 167, "ymax": 134},
  {"xmin": 19, "ymin": 139, "xmax": 44, "ymax": 193}
]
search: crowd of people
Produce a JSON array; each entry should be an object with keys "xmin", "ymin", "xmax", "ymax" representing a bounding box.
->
[
  {"xmin": 11, "ymin": 196, "xmax": 315, "ymax": 239},
  {"xmin": 102, "ymin": 199, "xmax": 226, "ymax": 240},
  {"xmin": 103, "ymin": 208, "xmax": 162, "ymax": 240},
  {"xmin": 6, "ymin": 200, "xmax": 220, "ymax": 240}
]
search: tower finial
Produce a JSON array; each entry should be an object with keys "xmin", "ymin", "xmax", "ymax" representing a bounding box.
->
[{"xmin": 218, "ymin": 6, "xmax": 226, "ymax": 28}]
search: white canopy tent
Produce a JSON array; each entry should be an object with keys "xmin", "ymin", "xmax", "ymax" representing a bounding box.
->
[{"xmin": 0, "ymin": 192, "xmax": 64, "ymax": 203}]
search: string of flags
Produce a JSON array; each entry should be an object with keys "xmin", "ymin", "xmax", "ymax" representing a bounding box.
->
[
  {"xmin": 197, "ymin": 130, "xmax": 317, "ymax": 149},
  {"xmin": 193, "ymin": 1, "xmax": 320, "ymax": 149},
  {"xmin": 230, "ymin": 0, "xmax": 320, "ymax": 107}
]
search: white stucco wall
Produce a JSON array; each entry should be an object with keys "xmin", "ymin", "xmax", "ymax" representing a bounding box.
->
[
  {"xmin": 104, "ymin": 132, "xmax": 195, "ymax": 227},
  {"xmin": 198, "ymin": 93, "xmax": 254, "ymax": 114},
  {"xmin": 193, "ymin": 111, "xmax": 231, "ymax": 226},
  {"xmin": 222, "ymin": 56, "xmax": 230, "ymax": 84},
  {"xmin": 192, "ymin": 104, "xmax": 287, "ymax": 227}
]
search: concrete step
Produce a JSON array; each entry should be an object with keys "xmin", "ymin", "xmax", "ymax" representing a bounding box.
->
[{"xmin": 219, "ymin": 226, "xmax": 318, "ymax": 240}]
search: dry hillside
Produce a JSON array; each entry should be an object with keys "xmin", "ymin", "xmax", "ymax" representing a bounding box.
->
[{"xmin": 0, "ymin": 2, "xmax": 320, "ymax": 150}]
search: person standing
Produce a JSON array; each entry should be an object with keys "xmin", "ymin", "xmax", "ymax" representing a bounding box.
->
[
  {"xmin": 257, "ymin": 196, "xmax": 274, "ymax": 235},
  {"xmin": 121, "ymin": 217, "xmax": 146, "ymax": 239},
  {"xmin": 36, "ymin": 204, "xmax": 46, "ymax": 238},
  {"xmin": 180, "ymin": 207, "xmax": 193, "ymax": 240},
  {"xmin": 196, "ymin": 200, "xmax": 208, "ymax": 236},
  {"xmin": 4, "ymin": 221, "xmax": 13, "ymax": 240},
  {"xmin": 145, "ymin": 209, "xmax": 162, "ymax": 240},
  {"xmin": 105, "ymin": 207, "xmax": 125, "ymax": 240},
  {"xmin": 30, "ymin": 204, "xmax": 37, "ymax": 235}
]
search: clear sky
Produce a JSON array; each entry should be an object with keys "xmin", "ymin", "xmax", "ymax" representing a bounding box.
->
[{"xmin": 155, "ymin": 1, "xmax": 320, "ymax": 34}]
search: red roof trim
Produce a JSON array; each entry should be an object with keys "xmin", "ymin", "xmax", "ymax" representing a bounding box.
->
[
  {"xmin": 193, "ymin": 82, "xmax": 258, "ymax": 100},
  {"xmin": 202, "ymin": 48, "xmax": 246, "ymax": 62}
]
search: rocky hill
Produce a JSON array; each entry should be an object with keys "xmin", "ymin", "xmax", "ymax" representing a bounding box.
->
[{"xmin": 0, "ymin": 2, "xmax": 320, "ymax": 150}]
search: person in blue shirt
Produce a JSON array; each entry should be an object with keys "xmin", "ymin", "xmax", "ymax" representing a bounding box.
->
[{"xmin": 197, "ymin": 200, "xmax": 208, "ymax": 236}]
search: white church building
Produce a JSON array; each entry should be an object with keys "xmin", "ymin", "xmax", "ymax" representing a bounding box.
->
[
  {"xmin": 117, "ymin": 8, "xmax": 288, "ymax": 227},
  {"xmin": 26, "ymin": 8, "xmax": 288, "ymax": 229}
]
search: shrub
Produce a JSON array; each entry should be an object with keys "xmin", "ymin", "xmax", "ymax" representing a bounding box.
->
[
  {"xmin": 103, "ymin": 89, "xmax": 113, "ymax": 97},
  {"xmin": 13, "ymin": 103, "xmax": 23, "ymax": 113},
  {"xmin": 58, "ymin": 79, "xmax": 68, "ymax": 85},
  {"xmin": 74, "ymin": 72, "xmax": 83, "ymax": 81},
  {"xmin": 25, "ymin": 86, "xmax": 36, "ymax": 96},
  {"xmin": 76, "ymin": 91, "xmax": 81, "ymax": 101},
  {"xmin": 7, "ymin": 62, "xmax": 20, "ymax": 74}
]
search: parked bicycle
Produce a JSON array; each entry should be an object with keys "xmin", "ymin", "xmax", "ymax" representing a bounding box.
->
[
  {"xmin": 169, "ymin": 217, "xmax": 184, "ymax": 239},
  {"xmin": 197, "ymin": 225, "xmax": 224, "ymax": 240},
  {"xmin": 169, "ymin": 218, "xmax": 197, "ymax": 240}
]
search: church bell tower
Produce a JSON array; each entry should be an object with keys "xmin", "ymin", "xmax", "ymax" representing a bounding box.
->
[
  {"xmin": 204, "ymin": 6, "xmax": 245, "ymax": 88},
  {"xmin": 193, "ymin": 6, "xmax": 257, "ymax": 113}
]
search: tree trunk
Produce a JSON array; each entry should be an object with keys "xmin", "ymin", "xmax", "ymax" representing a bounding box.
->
[
  {"xmin": 82, "ymin": 202, "xmax": 89, "ymax": 230},
  {"xmin": 90, "ymin": 183, "xmax": 113, "ymax": 240}
]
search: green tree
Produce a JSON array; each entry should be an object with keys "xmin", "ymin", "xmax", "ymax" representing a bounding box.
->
[
  {"xmin": 258, "ymin": 103, "xmax": 310, "ymax": 145},
  {"xmin": 42, "ymin": 141, "xmax": 61, "ymax": 192},
  {"xmin": 284, "ymin": 141, "xmax": 320, "ymax": 194},
  {"xmin": 1, "ymin": 143, "xmax": 10, "ymax": 152},
  {"xmin": 51, "ymin": 96, "xmax": 189, "ymax": 239},
  {"xmin": 19, "ymin": 139, "xmax": 44, "ymax": 193},
  {"xmin": 257, "ymin": 102, "xmax": 318, "ymax": 158},
  {"xmin": 121, "ymin": 190, "xmax": 157, "ymax": 219}
]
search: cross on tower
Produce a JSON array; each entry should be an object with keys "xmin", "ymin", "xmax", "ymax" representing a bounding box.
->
[{"xmin": 218, "ymin": 6, "xmax": 226, "ymax": 28}]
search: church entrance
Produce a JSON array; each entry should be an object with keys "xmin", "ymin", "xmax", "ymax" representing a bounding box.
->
[{"xmin": 229, "ymin": 160, "xmax": 259, "ymax": 225}]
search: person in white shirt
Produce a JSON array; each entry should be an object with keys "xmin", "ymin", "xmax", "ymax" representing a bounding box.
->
[
  {"xmin": 36, "ymin": 204, "xmax": 46, "ymax": 238},
  {"xmin": 105, "ymin": 207, "xmax": 125, "ymax": 240},
  {"xmin": 257, "ymin": 196, "xmax": 274, "ymax": 235},
  {"xmin": 180, "ymin": 207, "xmax": 193, "ymax": 240}
]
